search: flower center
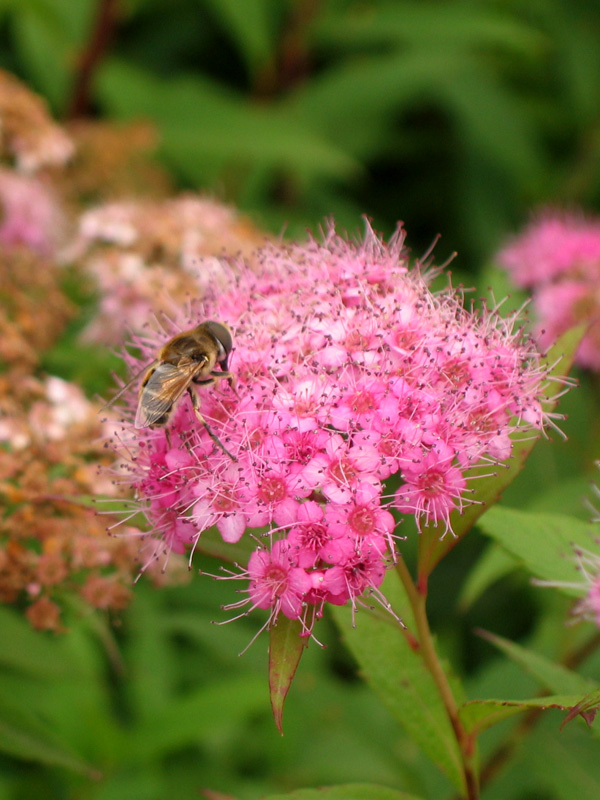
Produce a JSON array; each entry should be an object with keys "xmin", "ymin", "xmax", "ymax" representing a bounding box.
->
[
  {"xmin": 420, "ymin": 469, "xmax": 445, "ymax": 496},
  {"xmin": 258, "ymin": 477, "xmax": 287, "ymax": 504},
  {"xmin": 328, "ymin": 457, "xmax": 356, "ymax": 485},
  {"xmin": 349, "ymin": 390, "xmax": 376, "ymax": 414},
  {"xmin": 348, "ymin": 506, "xmax": 375, "ymax": 536}
]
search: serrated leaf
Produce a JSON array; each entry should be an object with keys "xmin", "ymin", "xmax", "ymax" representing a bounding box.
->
[
  {"xmin": 269, "ymin": 616, "xmax": 307, "ymax": 734},
  {"xmin": 330, "ymin": 572, "xmax": 466, "ymax": 792},
  {"xmin": 477, "ymin": 630, "xmax": 598, "ymax": 696},
  {"xmin": 459, "ymin": 694, "xmax": 591, "ymax": 737},
  {"xmin": 476, "ymin": 506, "xmax": 596, "ymax": 596},
  {"xmin": 560, "ymin": 688, "xmax": 600, "ymax": 730},
  {"xmin": 417, "ymin": 324, "xmax": 585, "ymax": 580},
  {"xmin": 262, "ymin": 784, "xmax": 425, "ymax": 800}
]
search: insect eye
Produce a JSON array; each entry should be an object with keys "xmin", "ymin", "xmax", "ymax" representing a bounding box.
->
[{"xmin": 205, "ymin": 321, "xmax": 233, "ymax": 355}]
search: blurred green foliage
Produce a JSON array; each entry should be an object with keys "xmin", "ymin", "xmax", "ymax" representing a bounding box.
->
[
  {"xmin": 2, "ymin": 0, "xmax": 600, "ymax": 263},
  {"xmin": 2, "ymin": 1, "xmax": 600, "ymax": 798}
]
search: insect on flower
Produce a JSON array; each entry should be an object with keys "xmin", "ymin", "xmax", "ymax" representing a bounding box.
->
[{"xmin": 136, "ymin": 320, "xmax": 237, "ymax": 459}]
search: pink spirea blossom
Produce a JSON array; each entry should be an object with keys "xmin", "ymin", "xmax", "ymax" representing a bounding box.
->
[
  {"xmin": 109, "ymin": 222, "xmax": 553, "ymax": 636},
  {"xmin": 497, "ymin": 211, "xmax": 600, "ymax": 369}
]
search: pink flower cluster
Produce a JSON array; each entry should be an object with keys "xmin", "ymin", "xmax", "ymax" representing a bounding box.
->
[
  {"xmin": 497, "ymin": 211, "xmax": 600, "ymax": 369},
  {"xmin": 111, "ymin": 223, "xmax": 552, "ymax": 635}
]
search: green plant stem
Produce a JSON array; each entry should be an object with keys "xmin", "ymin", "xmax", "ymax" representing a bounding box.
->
[{"xmin": 395, "ymin": 557, "xmax": 480, "ymax": 800}]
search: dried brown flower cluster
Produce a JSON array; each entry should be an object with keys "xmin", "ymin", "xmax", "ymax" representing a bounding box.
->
[
  {"xmin": 0, "ymin": 373, "xmax": 140, "ymax": 631},
  {"xmin": 0, "ymin": 69, "xmax": 74, "ymax": 172},
  {"xmin": 0, "ymin": 253, "xmax": 75, "ymax": 374},
  {"xmin": 58, "ymin": 119, "xmax": 173, "ymax": 208}
]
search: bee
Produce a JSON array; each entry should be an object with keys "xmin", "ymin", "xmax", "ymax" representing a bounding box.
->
[{"xmin": 136, "ymin": 321, "xmax": 237, "ymax": 459}]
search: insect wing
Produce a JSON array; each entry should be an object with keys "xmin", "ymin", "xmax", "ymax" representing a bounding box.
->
[{"xmin": 135, "ymin": 362, "xmax": 196, "ymax": 427}]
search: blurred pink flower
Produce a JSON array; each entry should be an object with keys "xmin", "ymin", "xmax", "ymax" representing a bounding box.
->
[
  {"xmin": 497, "ymin": 211, "xmax": 600, "ymax": 369},
  {"xmin": 0, "ymin": 168, "xmax": 63, "ymax": 256}
]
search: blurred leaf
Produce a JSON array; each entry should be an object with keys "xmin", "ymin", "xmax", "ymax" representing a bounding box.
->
[
  {"xmin": 126, "ymin": 675, "xmax": 267, "ymax": 761},
  {"xmin": 417, "ymin": 323, "xmax": 586, "ymax": 580},
  {"xmin": 476, "ymin": 505, "xmax": 596, "ymax": 597},
  {"xmin": 459, "ymin": 694, "xmax": 593, "ymax": 738},
  {"xmin": 200, "ymin": 0, "xmax": 278, "ymax": 78},
  {"xmin": 269, "ymin": 616, "xmax": 307, "ymax": 734},
  {"xmin": 316, "ymin": 2, "xmax": 546, "ymax": 56},
  {"xmin": 11, "ymin": 0, "xmax": 95, "ymax": 111},
  {"xmin": 0, "ymin": 606, "xmax": 82, "ymax": 678},
  {"xmin": 0, "ymin": 694, "xmax": 95, "ymax": 775},
  {"xmin": 477, "ymin": 630, "xmax": 597, "ymax": 695},
  {"xmin": 457, "ymin": 543, "xmax": 517, "ymax": 612},
  {"xmin": 262, "ymin": 785, "xmax": 426, "ymax": 800},
  {"xmin": 331, "ymin": 572, "xmax": 466, "ymax": 792},
  {"xmin": 96, "ymin": 60, "xmax": 359, "ymax": 187},
  {"xmin": 526, "ymin": 722, "xmax": 600, "ymax": 800}
]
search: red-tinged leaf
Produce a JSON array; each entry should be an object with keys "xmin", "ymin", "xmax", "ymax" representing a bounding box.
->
[
  {"xmin": 269, "ymin": 616, "xmax": 307, "ymax": 734},
  {"xmin": 560, "ymin": 689, "xmax": 600, "ymax": 730},
  {"xmin": 459, "ymin": 695, "xmax": 592, "ymax": 737},
  {"xmin": 417, "ymin": 323, "xmax": 585, "ymax": 582}
]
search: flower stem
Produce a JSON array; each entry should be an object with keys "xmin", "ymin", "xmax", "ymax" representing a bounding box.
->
[{"xmin": 395, "ymin": 558, "xmax": 480, "ymax": 800}]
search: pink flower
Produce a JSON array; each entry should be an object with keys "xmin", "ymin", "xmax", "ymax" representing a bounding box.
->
[
  {"xmin": 394, "ymin": 444, "xmax": 467, "ymax": 535},
  {"xmin": 0, "ymin": 168, "xmax": 63, "ymax": 256},
  {"xmin": 108, "ymin": 220, "xmax": 556, "ymax": 637},
  {"xmin": 248, "ymin": 540, "xmax": 312, "ymax": 620},
  {"xmin": 496, "ymin": 210, "xmax": 600, "ymax": 369}
]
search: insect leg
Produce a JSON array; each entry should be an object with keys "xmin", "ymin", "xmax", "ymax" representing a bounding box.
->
[{"xmin": 187, "ymin": 387, "xmax": 237, "ymax": 462}]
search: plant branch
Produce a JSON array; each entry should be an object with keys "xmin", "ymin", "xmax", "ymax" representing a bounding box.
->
[
  {"xmin": 395, "ymin": 558, "xmax": 480, "ymax": 800},
  {"xmin": 67, "ymin": 0, "xmax": 120, "ymax": 119}
]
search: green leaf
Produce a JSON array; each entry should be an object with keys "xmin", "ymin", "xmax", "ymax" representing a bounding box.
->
[
  {"xmin": 125, "ymin": 675, "xmax": 267, "ymax": 761},
  {"xmin": 96, "ymin": 60, "xmax": 359, "ymax": 185},
  {"xmin": 457, "ymin": 543, "xmax": 517, "ymax": 611},
  {"xmin": 460, "ymin": 694, "xmax": 594, "ymax": 738},
  {"xmin": 0, "ymin": 606, "xmax": 80, "ymax": 678},
  {"xmin": 0, "ymin": 695, "xmax": 96, "ymax": 775},
  {"xmin": 417, "ymin": 323, "xmax": 586, "ymax": 580},
  {"xmin": 317, "ymin": 3, "xmax": 546, "ymax": 56},
  {"xmin": 269, "ymin": 616, "xmax": 308, "ymax": 734},
  {"xmin": 200, "ymin": 0, "xmax": 277, "ymax": 78},
  {"xmin": 477, "ymin": 630, "xmax": 598, "ymax": 696},
  {"xmin": 262, "ymin": 784, "xmax": 426, "ymax": 800},
  {"xmin": 331, "ymin": 572, "xmax": 466, "ymax": 792},
  {"xmin": 476, "ymin": 505, "xmax": 596, "ymax": 596}
]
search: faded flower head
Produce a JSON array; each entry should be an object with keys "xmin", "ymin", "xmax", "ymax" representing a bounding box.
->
[
  {"xmin": 497, "ymin": 211, "xmax": 600, "ymax": 369},
  {"xmin": 108, "ymin": 222, "xmax": 554, "ymax": 638},
  {"xmin": 0, "ymin": 68, "xmax": 73, "ymax": 172},
  {"xmin": 0, "ymin": 373, "xmax": 142, "ymax": 631},
  {"xmin": 63, "ymin": 194, "xmax": 265, "ymax": 344}
]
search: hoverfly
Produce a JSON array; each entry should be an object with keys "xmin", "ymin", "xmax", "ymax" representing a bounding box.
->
[{"xmin": 135, "ymin": 321, "xmax": 237, "ymax": 459}]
